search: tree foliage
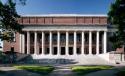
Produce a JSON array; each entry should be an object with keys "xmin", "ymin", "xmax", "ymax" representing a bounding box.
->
[
  {"xmin": 108, "ymin": 0, "xmax": 125, "ymax": 49},
  {"xmin": 0, "ymin": 0, "xmax": 26, "ymax": 41}
]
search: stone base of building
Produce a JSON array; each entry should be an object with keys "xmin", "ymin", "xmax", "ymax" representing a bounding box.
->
[{"xmin": 17, "ymin": 53, "xmax": 123, "ymax": 65}]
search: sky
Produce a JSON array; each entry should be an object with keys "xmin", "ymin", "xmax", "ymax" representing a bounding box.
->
[{"xmin": 14, "ymin": 0, "xmax": 114, "ymax": 15}]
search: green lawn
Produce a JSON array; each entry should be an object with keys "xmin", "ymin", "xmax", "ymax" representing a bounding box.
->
[
  {"xmin": 71, "ymin": 65, "xmax": 113, "ymax": 75},
  {"xmin": 14, "ymin": 65, "xmax": 54, "ymax": 75}
]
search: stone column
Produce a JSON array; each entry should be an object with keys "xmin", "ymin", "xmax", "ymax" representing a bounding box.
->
[
  {"xmin": 22, "ymin": 33, "xmax": 25, "ymax": 53},
  {"xmin": 42, "ymin": 31, "xmax": 44, "ymax": 55},
  {"xmin": 27, "ymin": 31, "xmax": 30, "ymax": 54},
  {"xmin": 49, "ymin": 31, "xmax": 52, "ymax": 55},
  {"xmin": 81, "ymin": 31, "xmax": 85, "ymax": 54},
  {"xmin": 57, "ymin": 31, "xmax": 60, "ymax": 55},
  {"xmin": 34, "ymin": 31, "xmax": 37, "ymax": 54},
  {"xmin": 74, "ymin": 31, "xmax": 77, "ymax": 55},
  {"xmin": 104, "ymin": 31, "xmax": 107, "ymax": 53},
  {"xmin": 89, "ymin": 31, "xmax": 92, "ymax": 54},
  {"xmin": 96, "ymin": 31, "xmax": 99, "ymax": 54},
  {"xmin": 66, "ymin": 31, "xmax": 69, "ymax": 55}
]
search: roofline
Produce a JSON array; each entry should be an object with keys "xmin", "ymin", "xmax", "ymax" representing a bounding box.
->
[{"xmin": 21, "ymin": 14, "xmax": 107, "ymax": 17}]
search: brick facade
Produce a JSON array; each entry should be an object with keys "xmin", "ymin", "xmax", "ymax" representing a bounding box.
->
[{"xmin": 4, "ymin": 15, "xmax": 107, "ymax": 53}]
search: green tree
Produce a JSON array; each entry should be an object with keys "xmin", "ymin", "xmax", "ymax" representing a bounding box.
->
[
  {"xmin": 0, "ymin": 0, "xmax": 26, "ymax": 41},
  {"xmin": 108, "ymin": 0, "xmax": 125, "ymax": 50}
]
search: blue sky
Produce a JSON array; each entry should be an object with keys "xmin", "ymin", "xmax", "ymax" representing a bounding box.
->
[{"xmin": 15, "ymin": 0, "xmax": 113, "ymax": 15}]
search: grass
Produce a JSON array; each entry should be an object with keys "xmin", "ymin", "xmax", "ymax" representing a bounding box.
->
[
  {"xmin": 71, "ymin": 65, "xmax": 113, "ymax": 75},
  {"xmin": 116, "ymin": 68, "xmax": 125, "ymax": 76},
  {"xmin": 14, "ymin": 65, "xmax": 54, "ymax": 75}
]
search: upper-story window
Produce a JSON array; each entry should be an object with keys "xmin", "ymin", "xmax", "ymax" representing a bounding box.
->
[
  {"xmin": 45, "ymin": 33, "xmax": 49, "ymax": 42},
  {"xmin": 77, "ymin": 33, "xmax": 81, "ymax": 42},
  {"xmin": 60, "ymin": 34, "xmax": 66, "ymax": 42},
  {"xmin": 11, "ymin": 32, "xmax": 16, "ymax": 42},
  {"xmin": 52, "ymin": 34, "xmax": 57, "ymax": 42},
  {"xmin": 69, "ymin": 34, "xmax": 73, "ymax": 42}
]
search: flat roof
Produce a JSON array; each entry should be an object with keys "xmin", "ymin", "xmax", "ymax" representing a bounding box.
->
[{"xmin": 21, "ymin": 14, "xmax": 107, "ymax": 17}]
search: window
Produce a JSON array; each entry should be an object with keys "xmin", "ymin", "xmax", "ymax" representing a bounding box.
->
[
  {"xmin": 53, "ymin": 47, "xmax": 57, "ymax": 55},
  {"xmin": 11, "ymin": 32, "xmax": 16, "ymax": 42},
  {"xmin": 45, "ymin": 33, "xmax": 49, "ymax": 42},
  {"xmin": 30, "ymin": 48, "xmax": 34, "ymax": 54},
  {"xmin": 60, "ymin": 34, "xmax": 66, "ymax": 42},
  {"xmin": 39, "ymin": 48, "xmax": 42, "ymax": 54},
  {"xmin": 52, "ymin": 34, "xmax": 57, "ymax": 42},
  {"xmin": 84, "ymin": 48, "xmax": 89, "ymax": 54},
  {"xmin": 77, "ymin": 48, "xmax": 81, "ymax": 54},
  {"xmin": 69, "ymin": 34, "xmax": 73, "ymax": 42},
  {"xmin": 61, "ymin": 47, "xmax": 65, "ymax": 55},
  {"xmin": 77, "ymin": 33, "xmax": 81, "ymax": 42},
  {"xmin": 85, "ymin": 33, "xmax": 88, "ymax": 43},
  {"xmin": 11, "ymin": 47, "xmax": 14, "ymax": 52},
  {"xmin": 92, "ymin": 48, "xmax": 96, "ymax": 55},
  {"xmin": 45, "ymin": 48, "xmax": 49, "ymax": 54},
  {"xmin": 69, "ymin": 47, "xmax": 73, "ymax": 55}
]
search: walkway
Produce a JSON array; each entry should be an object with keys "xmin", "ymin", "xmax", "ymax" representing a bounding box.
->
[{"xmin": 50, "ymin": 65, "xmax": 75, "ymax": 76}]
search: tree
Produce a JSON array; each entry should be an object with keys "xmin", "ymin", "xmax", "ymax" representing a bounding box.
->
[
  {"xmin": 108, "ymin": 0, "xmax": 125, "ymax": 50},
  {"xmin": 0, "ymin": 0, "xmax": 26, "ymax": 41}
]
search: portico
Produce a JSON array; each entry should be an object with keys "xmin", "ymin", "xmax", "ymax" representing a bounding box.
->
[{"xmin": 20, "ymin": 30, "xmax": 107, "ymax": 56}]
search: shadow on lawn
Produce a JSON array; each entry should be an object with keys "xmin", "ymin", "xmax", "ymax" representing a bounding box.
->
[
  {"xmin": 73, "ymin": 68, "xmax": 102, "ymax": 76},
  {"xmin": 0, "ymin": 69, "xmax": 52, "ymax": 76}
]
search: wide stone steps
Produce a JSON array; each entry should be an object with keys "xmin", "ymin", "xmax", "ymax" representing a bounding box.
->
[
  {"xmin": 28, "ymin": 55, "xmax": 110, "ymax": 65},
  {"xmin": 16, "ymin": 54, "xmax": 111, "ymax": 65},
  {"xmin": 76, "ymin": 56, "xmax": 110, "ymax": 65}
]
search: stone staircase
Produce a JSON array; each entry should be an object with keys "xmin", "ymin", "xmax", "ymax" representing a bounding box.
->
[
  {"xmin": 15, "ymin": 54, "xmax": 111, "ymax": 65},
  {"xmin": 75, "ymin": 55, "xmax": 110, "ymax": 65},
  {"xmin": 28, "ymin": 54, "xmax": 111, "ymax": 65}
]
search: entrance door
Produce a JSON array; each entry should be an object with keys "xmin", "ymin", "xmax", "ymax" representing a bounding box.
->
[
  {"xmin": 69, "ymin": 47, "xmax": 73, "ymax": 55},
  {"xmin": 53, "ymin": 47, "xmax": 57, "ymax": 55},
  {"xmin": 61, "ymin": 47, "xmax": 65, "ymax": 55}
]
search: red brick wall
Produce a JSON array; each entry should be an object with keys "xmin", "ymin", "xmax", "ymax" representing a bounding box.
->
[{"xmin": 3, "ymin": 32, "xmax": 20, "ymax": 52}]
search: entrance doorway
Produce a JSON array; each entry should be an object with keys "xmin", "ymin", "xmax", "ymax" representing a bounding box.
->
[
  {"xmin": 61, "ymin": 47, "xmax": 65, "ymax": 55},
  {"xmin": 69, "ymin": 47, "xmax": 73, "ymax": 55},
  {"xmin": 53, "ymin": 47, "xmax": 57, "ymax": 55}
]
